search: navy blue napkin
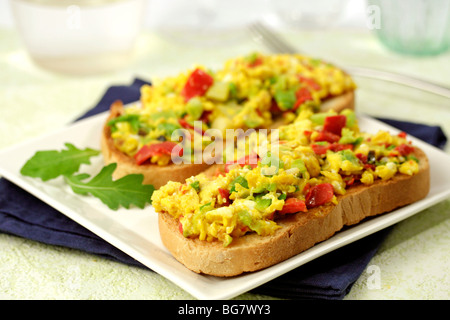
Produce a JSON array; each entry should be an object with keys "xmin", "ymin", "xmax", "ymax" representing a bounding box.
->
[{"xmin": 0, "ymin": 78, "xmax": 447, "ymax": 299}]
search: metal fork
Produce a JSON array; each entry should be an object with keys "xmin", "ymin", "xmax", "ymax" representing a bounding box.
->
[{"xmin": 248, "ymin": 21, "xmax": 450, "ymax": 99}]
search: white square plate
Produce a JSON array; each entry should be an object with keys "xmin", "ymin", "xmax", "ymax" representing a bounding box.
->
[{"xmin": 0, "ymin": 112, "xmax": 449, "ymax": 300}]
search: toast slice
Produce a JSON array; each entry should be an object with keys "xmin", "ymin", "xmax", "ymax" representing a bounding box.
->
[{"xmin": 157, "ymin": 147, "xmax": 429, "ymax": 277}]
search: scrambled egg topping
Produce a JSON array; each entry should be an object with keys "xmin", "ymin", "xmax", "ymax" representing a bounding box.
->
[
  {"xmin": 108, "ymin": 53, "xmax": 355, "ymax": 165},
  {"xmin": 151, "ymin": 109, "xmax": 420, "ymax": 247}
]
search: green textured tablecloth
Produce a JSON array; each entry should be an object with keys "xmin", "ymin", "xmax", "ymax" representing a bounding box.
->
[{"xmin": 0, "ymin": 27, "xmax": 449, "ymax": 300}]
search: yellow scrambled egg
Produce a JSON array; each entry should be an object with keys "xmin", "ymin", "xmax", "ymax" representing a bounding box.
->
[
  {"xmin": 108, "ymin": 53, "xmax": 356, "ymax": 164},
  {"xmin": 152, "ymin": 108, "xmax": 421, "ymax": 246}
]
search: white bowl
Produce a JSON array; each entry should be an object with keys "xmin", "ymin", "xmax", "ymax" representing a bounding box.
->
[{"xmin": 11, "ymin": 0, "xmax": 146, "ymax": 75}]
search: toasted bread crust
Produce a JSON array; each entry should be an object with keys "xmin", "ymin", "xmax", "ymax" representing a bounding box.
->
[
  {"xmin": 101, "ymin": 91, "xmax": 355, "ymax": 189},
  {"xmin": 321, "ymin": 90, "xmax": 355, "ymax": 112},
  {"xmin": 158, "ymin": 148, "xmax": 429, "ymax": 277}
]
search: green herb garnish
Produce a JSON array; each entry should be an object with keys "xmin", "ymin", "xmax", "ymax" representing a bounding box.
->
[
  {"xmin": 65, "ymin": 164, "xmax": 154, "ymax": 210},
  {"xmin": 20, "ymin": 143, "xmax": 154, "ymax": 210},
  {"xmin": 20, "ymin": 143, "xmax": 100, "ymax": 181}
]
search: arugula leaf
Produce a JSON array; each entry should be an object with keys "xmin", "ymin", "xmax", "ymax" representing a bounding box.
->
[
  {"xmin": 20, "ymin": 143, "xmax": 100, "ymax": 181},
  {"xmin": 21, "ymin": 144, "xmax": 154, "ymax": 210},
  {"xmin": 64, "ymin": 163, "xmax": 154, "ymax": 210}
]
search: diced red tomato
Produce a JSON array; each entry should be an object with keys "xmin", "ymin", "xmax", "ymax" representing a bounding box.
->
[
  {"xmin": 355, "ymin": 153, "xmax": 367, "ymax": 163},
  {"xmin": 218, "ymin": 188, "xmax": 231, "ymax": 206},
  {"xmin": 270, "ymin": 99, "xmax": 282, "ymax": 114},
  {"xmin": 298, "ymin": 75, "xmax": 321, "ymax": 91},
  {"xmin": 312, "ymin": 142, "xmax": 353, "ymax": 155},
  {"xmin": 199, "ymin": 110, "xmax": 212, "ymax": 123},
  {"xmin": 305, "ymin": 183, "xmax": 334, "ymax": 208},
  {"xmin": 224, "ymin": 153, "xmax": 258, "ymax": 172},
  {"xmin": 180, "ymin": 68, "xmax": 214, "ymax": 102},
  {"xmin": 395, "ymin": 144, "xmax": 415, "ymax": 156},
  {"xmin": 315, "ymin": 130, "xmax": 341, "ymax": 143},
  {"xmin": 248, "ymin": 57, "xmax": 263, "ymax": 68},
  {"xmin": 344, "ymin": 174, "xmax": 361, "ymax": 186},
  {"xmin": 345, "ymin": 176, "xmax": 356, "ymax": 186},
  {"xmin": 323, "ymin": 115, "xmax": 347, "ymax": 136},
  {"xmin": 278, "ymin": 198, "xmax": 307, "ymax": 215},
  {"xmin": 398, "ymin": 131, "xmax": 407, "ymax": 138},
  {"xmin": 312, "ymin": 143, "xmax": 329, "ymax": 155},
  {"xmin": 328, "ymin": 143, "xmax": 353, "ymax": 152},
  {"xmin": 236, "ymin": 153, "xmax": 258, "ymax": 168},
  {"xmin": 293, "ymin": 87, "xmax": 313, "ymax": 110},
  {"xmin": 134, "ymin": 141, "xmax": 182, "ymax": 165},
  {"xmin": 134, "ymin": 145, "xmax": 154, "ymax": 165},
  {"xmin": 356, "ymin": 153, "xmax": 376, "ymax": 170},
  {"xmin": 178, "ymin": 117, "xmax": 194, "ymax": 130},
  {"xmin": 302, "ymin": 183, "xmax": 311, "ymax": 195}
]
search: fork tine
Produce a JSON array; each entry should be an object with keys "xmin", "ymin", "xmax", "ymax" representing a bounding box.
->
[
  {"xmin": 249, "ymin": 21, "xmax": 298, "ymax": 54},
  {"xmin": 248, "ymin": 22, "xmax": 285, "ymax": 52}
]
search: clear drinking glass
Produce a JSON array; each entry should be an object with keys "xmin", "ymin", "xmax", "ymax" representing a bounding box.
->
[
  {"xmin": 367, "ymin": 0, "xmax": 450, "ymax": 56},
  {"xmin": 11, "ymin": 0, "xmax": 146, "ymax": 75}
]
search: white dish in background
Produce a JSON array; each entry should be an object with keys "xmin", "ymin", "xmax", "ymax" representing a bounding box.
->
[
  {"xmin": 11, "ymin": 0, "xmax": 146, "ymax": 74},
  {"xmin": 0, "ymin": 112, "xmax": 449, "ymax": 300}
]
